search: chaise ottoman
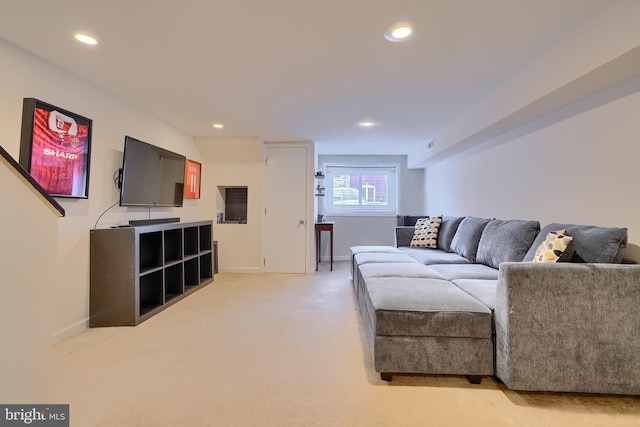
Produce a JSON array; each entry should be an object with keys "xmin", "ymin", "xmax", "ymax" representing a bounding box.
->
[{"xmin": 359, "ymin": 276, "xmax": 494, "ymax": 382}]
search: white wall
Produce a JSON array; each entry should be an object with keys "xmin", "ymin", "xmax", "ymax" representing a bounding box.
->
[
  {"xmin": 425, "ymin": 89, "xmax": 640, "ymax": 260},
  {"xmin": 0, "ymin": 39, "xmax": 207, "ymax": 342},
  {"xmin": 420, "ymin": 2, "xmax": 640, "ymax": 262},
  {"xmin": 205, "ymin": 162, "xmax": 263, "ymax": 272},
  {"xmin": 409, "ymin": 2, "xmax": 640, "ymax": 169},
  {"xmin": 195, "ymin": 137, "xmax": 263, "ymax": 272},
  {"xmin": 195, "ymin": 138, "xmax": 316, "ymax": 273},
  {"xmin": 0, "ymin": 157, "xmax": 59, "ymax": 403}
]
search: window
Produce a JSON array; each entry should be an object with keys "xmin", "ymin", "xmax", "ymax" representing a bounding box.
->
[{"xmin": 323, "ymin": 165, "xmax": 398, "ymax": 215}]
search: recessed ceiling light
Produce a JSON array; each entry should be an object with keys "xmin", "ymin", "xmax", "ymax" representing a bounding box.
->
[
  {"xmin": 384, "ymin": 22, "xmax": 414, "ymax": 42},
  {"xmin": 74, "ymin": 33, "xmax": 98, "ymax": 45},
  {"xmin": 212, "ymin": 123, "xmax": 224, "ymax": 129},
  {"xmin": 358, "ymin": 120, "xmax": 377, "ymax": 128}
]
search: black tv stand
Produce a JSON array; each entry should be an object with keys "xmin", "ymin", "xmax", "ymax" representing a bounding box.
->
[
  {"xmin": 90, "ymin": 220, "xmax": 213, "ymax": 326},
  {"xmin": 129, "ymin": 217, "xmax": 180, "ymax": 226}
]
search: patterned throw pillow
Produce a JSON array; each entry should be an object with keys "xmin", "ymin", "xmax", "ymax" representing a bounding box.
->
[
  {"xmin": 532, "ymin": 230, "xmax": 575, "ymax": 263},
  {"xmin": 410, "ymin": 216, "xmax": 443, "ymax": 248}
]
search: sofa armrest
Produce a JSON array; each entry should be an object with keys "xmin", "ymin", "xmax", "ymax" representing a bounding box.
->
[
  {"xmin": 494, "ymin": 262, "xmax": 640, "ymax": 395},
  {"xmin": 395, "ymin": 226, "xmax": 414, "ymax": 247}
]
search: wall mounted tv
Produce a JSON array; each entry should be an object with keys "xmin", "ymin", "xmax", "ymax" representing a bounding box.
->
[{"xmin": 119, "ymin": 136, "xmax": 186, "ymax": 207}]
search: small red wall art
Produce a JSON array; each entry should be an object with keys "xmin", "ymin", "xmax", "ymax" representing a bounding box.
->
[{"xmin": 184, "ymin": 159, "xmax": 201, "ymax": 199}]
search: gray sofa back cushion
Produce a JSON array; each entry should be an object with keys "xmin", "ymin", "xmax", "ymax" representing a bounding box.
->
[
  {"xmin": 450, "ymin": 217, "xmax": 491, "ymax": 262},
  {"xmin": 476, "ymin": 219, "xmax": 541, "ymax": 269},
  {"xmin": 437, "ymin": 216, "xmax": 465, "ymax": 252},
  {"xmin": 523, "ymin": 223, "xmax": 628, "ymax": 263}
]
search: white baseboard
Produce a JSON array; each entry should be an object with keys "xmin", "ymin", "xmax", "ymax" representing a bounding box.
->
[{"xmin": 52, "ymin": 318, "xmax": 88, "ymax": 344}]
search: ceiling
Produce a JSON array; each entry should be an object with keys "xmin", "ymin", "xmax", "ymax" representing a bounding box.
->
[{"xmin": 0, "ymin": 0, "xmax": 611, "ymax": 154}]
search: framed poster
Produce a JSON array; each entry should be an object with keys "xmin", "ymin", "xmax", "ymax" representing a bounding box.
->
[
  {"xmin": 184, "ymin": 159, "xmax": 201, "ymax": 199},
  {"xmin": 19, "ymin": 98, "xmax": 92, "ymax": 198}
]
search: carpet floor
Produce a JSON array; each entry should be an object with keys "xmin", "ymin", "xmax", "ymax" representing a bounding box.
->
[{"xmin": 50, "ymin": 261, "xmax": 640, "ymax": 426}]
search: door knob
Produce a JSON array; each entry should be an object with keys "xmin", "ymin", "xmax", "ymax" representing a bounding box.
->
[{"xmin": 299, "ymin": 220, "xmax": 305, "ymax": 224}]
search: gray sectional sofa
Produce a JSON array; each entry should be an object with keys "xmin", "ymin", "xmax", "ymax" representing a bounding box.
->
[{"xmin": 350, "ymin": 215, "xmax": 640, "ymax": 395}]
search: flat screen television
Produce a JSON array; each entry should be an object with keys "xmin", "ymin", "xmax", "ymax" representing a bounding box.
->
[{"xmin": 119, "ymin": 136, "xmax": 186, "ymax": 207}]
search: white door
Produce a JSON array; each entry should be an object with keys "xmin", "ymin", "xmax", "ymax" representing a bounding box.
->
[{"xmin": 263, "ymin": 146, "xmax": 308, "ymax": 273}]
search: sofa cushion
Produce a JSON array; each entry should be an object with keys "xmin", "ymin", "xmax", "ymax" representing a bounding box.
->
[
  {"xmin": 350, "ymin": 245, "xmax": 404, "ymax": 279},
  {"xmin": 450, "ymin": 216, "xmax": 491, "ymax": 262},
  {"xmin": 359, "ymin": 262, "xmax": 446, "ymax": 280},
  {"xmin": 364, "ymin": 277, "xmax": 492, "ymax": 338},
  {"xmin": 476, "ymin": 219, "xmax": 540, "ymax": 269},
  {"xmin": 399, "ymin": 247, "xmax": 472, "ymax": 265},
  {"xmin": 353, "ymin": 252, "xmax": 418, "ymax": 267},
  {"xmin": 350, "ymin": 246, "xmax": 402, "ymax": 255},
  {"xmin": 531, "ymin": 230, "xmax": 575, "ymax": 263},
  {"xmin": 427, "ymin": 263, "xmax": 499, "ymax": 281},
  {"xmin": 410, "ymin": 216, "xmax": 442, "ymax": 248},
  {"xmin": 437, "ymin": 216, "xmax": 465, "ymax": 252},
  {"xmin": 453, "ymin": 279, "xmax": 498, "ymax": 310},
  {"xmin": 523, "ymin": 223, "xmax": 628, "ymax": 263}
]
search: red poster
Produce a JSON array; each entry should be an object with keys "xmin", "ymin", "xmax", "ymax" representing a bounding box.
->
[{"xmin": 184, "ymin": 159, "xmax": 201, "ymax": 199}]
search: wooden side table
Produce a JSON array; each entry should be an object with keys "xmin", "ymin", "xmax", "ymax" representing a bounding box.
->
[{"xmin": 315, "ymin": 222, "xmax": 334, "ymax": 271}]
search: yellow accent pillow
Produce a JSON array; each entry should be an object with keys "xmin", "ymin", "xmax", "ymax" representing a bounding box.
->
[
  {"xmin": 532, "ymin": 230, "xmax": 575, "ymax": 263},
  {"xmin": 410, "ymin": 216, "xmax": 442, "ymax": 249}
]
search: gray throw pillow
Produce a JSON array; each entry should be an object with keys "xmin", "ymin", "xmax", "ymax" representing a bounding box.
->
[
  {"xmin": 476, "ymin": 219, "xmax": 541, "ymax": 269},
  {"xmin": 437, "ymin": 216, "xmax": 465, "ymax": 252},
  {"xmin": 523, "ymin": 223, "xmax": 628, "ymax": 263},
  {"xmin": 450, "ymin": 217, "xmax": 491, "ymax": 262}
]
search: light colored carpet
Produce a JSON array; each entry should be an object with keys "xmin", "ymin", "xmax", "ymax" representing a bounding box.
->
[{"xmin": 50, "ymin": 261, "xmax": 640, "ymax": 426}]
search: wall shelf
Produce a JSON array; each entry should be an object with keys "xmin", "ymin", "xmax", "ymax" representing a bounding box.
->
[{"xmin": 315, "ymin": 171, "xmax": 325, "ymax": 220}]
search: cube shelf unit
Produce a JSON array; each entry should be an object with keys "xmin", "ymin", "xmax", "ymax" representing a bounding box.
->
[{"xmin": 90, "ymin": 220, "xmax": 213, "ymax": 327}]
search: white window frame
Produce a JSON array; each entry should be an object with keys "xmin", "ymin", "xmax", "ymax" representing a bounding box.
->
[{"xmin": 323, "ymin": 164, "xmax": 399, "ymax": 216}]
